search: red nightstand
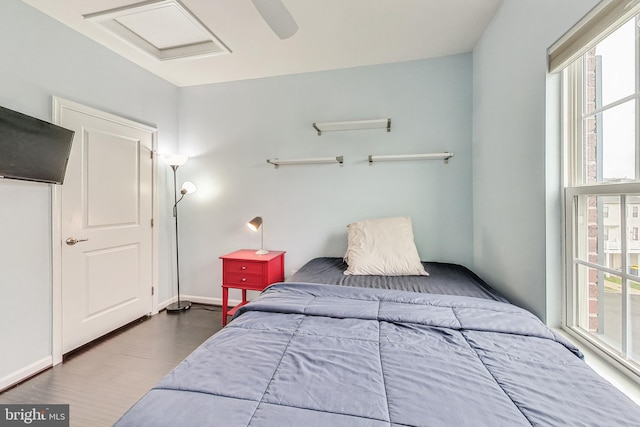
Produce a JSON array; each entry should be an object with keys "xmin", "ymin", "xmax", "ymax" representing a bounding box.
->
[{"xmin": 219, "ymin": 249, "xmax": 285, "ymax": 326}]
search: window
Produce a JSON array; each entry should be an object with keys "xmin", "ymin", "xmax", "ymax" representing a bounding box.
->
[{"xmin": 563, "ymin": 13, "xmax": 640, "ymax": 376}]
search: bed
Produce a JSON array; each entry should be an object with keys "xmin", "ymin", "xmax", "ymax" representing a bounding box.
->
[
  {"xmin": 287, "ymin": 256, "xmax": 507, "ymax": 301},
  {"xmin": 116, "ymin": 218, "xmax": 640, "ymax": 426}
]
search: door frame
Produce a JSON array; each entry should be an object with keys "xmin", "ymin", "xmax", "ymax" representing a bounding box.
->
[{"xmin": 50, "ymin": 96, "xmax": 159, "ymax": 365}]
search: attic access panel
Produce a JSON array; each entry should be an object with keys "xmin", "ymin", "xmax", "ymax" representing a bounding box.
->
[{"xmin": 84, "ymin": 0, "xmax": 231, "ymax": 61}]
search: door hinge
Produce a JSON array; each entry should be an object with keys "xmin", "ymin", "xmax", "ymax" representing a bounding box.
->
[
  {"xmin": 150, "ymin": 150, "xmax": 154, "ymax": 160},
  {"xmin": 151, "ymin": 218, "xmax": 154, "ymax": 227},
  {"xmin": 151, "ymin": 286, "xmax": 155, "ymax": 296}
]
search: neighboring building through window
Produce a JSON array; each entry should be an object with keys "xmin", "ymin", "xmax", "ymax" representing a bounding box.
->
[{"xmin": 563, "ymin": 13, "xmax": 640, "ymax": 376}]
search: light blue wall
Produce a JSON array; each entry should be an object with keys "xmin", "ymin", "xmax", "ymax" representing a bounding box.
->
[
  {"xmin": 177, "ymin": 55, "xmax": 474, "ymax": 300},
  {"xmin": 472, "ymin": 0, "xmax": 598, "ymax": 323},
  {"xmin": 0, "ymin": 0, "xmax": 178, "ymax": 385}
]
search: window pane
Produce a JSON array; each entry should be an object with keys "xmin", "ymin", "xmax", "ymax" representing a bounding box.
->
[
  {"xmin": 627, "ymin": 195, "xmax": 640, "ymax": 360},
  {"xmin": 583, "ymin": 101, "xmax": 636, "ymax": 183},
  {"xmin": 632, "ymin": 276, "xmax": 640, "ymax": 359},
  {"xmin": 602, "ymin": 271, "xmax": 623, "ymax": 352},
  {"xmin": 578, "ymin": 264, "xmax": 622, "ymax": 352},
  {"xmin": 603, "ymin": 101, "xmax": 636, "ymax": 181},
  {"xmin": 585, "ymin": 18, "xmax": 635, "ymax": 112},
  {"xmin": 576, "ymin": 195, "xmax": 622, "ymax": 272},
  {"xmin": 629, "ymin": 196, "xmax": 640, "ymax": 276},
  {"xmin": 603, "ymin": 196, "xmax": 622, "ymax": 270}
]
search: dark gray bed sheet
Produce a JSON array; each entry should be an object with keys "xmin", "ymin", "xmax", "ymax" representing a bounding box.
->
[
  {"xmin": 288, "ymin": 257, "xmax": 507, "ymax": 302},
  {"xmin": 115, "ymin": 283, "xmax": 640, "ymax": 427}
]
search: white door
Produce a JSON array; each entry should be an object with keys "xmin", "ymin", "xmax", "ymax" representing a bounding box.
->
[{"xmin": 55, "ymin": 99, "xmax": 155, "ymax": 354}]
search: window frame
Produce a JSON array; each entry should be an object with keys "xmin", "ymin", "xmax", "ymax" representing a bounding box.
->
[{"xmin": 562, "ymin": 15, "xmax": 640, "ymax": 377}]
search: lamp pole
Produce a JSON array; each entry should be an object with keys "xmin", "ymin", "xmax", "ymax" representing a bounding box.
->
[{"xmin": 167, "ymin": 164, "xmax": 191, "ymax": 313}]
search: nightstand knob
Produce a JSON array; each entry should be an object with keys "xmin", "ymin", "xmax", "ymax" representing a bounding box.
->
[
  {"xmin": 241, "ymin": 266, "xmax": 247, "ymax": 270},
  {"xmin": 242, "ymin": 277, "xmax": 247, "ymax": 282}
]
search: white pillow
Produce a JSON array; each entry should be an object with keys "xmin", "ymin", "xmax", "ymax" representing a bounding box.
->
[{"xmin": 343, "ymin": 217, "xmax": 428, "ymax": 276}]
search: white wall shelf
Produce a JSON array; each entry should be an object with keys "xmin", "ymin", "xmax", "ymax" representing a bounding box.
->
[
  {"xmin": 312, "ymin": 118, "xmax": 391, "ymax": 136},
  {"xmin": 368, "ymin": 152, "xmax": 454, "ymax": 165},
  {"xmin": 266, "ymin": 156, "xmax": 344, "ymax": 168}
]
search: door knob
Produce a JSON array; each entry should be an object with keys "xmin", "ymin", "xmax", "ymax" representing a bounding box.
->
[{"xmin": 66, "ymin": 237, "xmax": 89, "ymax": 246}]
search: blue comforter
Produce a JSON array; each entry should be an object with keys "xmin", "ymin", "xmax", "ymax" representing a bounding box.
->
[{"xmin": 116, "ymin": 283, "xmax": 640, "ymax": 426}]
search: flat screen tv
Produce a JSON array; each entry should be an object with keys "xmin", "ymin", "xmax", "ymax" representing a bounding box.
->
[{"xmin": 0, "ymin": 105, "xmax": 75, "ymax": 184}]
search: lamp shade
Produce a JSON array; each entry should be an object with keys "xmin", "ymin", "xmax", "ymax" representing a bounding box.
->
[
  {"xmin": 181, "ymin": 181, "xmax": 197, "ymax": 195},
  {"xmin": 163, "ymin": 153, "xmax": 188, "ymax": 167},
  {"xmin": 247, "ymin": 216, "xmax": 263, "ymax": 231}
]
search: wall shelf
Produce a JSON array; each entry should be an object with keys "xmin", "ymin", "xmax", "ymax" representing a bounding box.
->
[
  {"xmin": 266, "ymin": 156, "xmax": 344, "ymax": 168},
  {"xmin": 312, "ymin": 118, "xmax": 391, "ymax": 136},
  {"xmin": 368, "ymin": 152, "xmax": 454, "ymax": 165}
]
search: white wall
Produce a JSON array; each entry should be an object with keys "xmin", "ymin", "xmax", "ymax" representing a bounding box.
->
[
  {"xmin": 177, "ymin": 55, "xmax": 474, "ymax": 302},
  {"xmin": 0, "ymin": 0, "xmax": 179, "ymax": 388},
  {"xmin": 472, "ymin": 0, "xmax": 598, "ymax": 323}
]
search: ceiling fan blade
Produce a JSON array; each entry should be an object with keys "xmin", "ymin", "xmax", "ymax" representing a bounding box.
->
[{"xmin": 251, "ymin": 0, "xmax": 298, "ymax": 39}]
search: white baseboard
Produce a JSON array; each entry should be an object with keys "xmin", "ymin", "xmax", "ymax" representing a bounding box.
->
[
  {"xmin": 158, "ymin": 295, "xmax": 177, "ymax": 311},
  {"xmin": 181, "ymin": 294, "xmax": 225, "ymax": 306},
  {"xmin": 159, "ymin": 295, "xmax": 241, "ymax": 309},
  {"xmin": 0, "ymin": 356, "xmax": 52, "ymax": 392}
]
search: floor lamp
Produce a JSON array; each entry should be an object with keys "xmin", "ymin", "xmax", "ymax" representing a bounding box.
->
[{"xmin": 164, "ymin": 154, "xmax": 197, "ymax": 313}]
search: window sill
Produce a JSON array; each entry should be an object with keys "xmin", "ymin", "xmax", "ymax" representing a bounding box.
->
[{"xmin": 554, "ymin": 328, "xmax": 640, "ymax": 405}]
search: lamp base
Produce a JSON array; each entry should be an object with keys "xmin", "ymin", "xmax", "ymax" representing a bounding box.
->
[
  {"xmin": 166, "ymin": 300, "xmax": 192, "ymax": 313},
  {"xmin": 255, "ymin": 249, "xmax": 269, "ymax": 255}
]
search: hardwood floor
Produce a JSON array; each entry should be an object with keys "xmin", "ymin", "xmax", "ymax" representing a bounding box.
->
[{"xmin": 0, "ymin": 305, "xmax": 222, "ymax": 427}]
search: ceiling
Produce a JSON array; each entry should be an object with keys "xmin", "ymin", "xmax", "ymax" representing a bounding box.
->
[{"xmin": 21, "ymin": 0, "xmax": 503, "ymax": 87}]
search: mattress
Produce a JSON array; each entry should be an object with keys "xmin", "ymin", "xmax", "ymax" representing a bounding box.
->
[
  {"xmin": 115, "ymin": 282, "xmax": 640, "ymax": 426},
  {"xmin": 288, "ymin": 257, "xmax": 506, "ymax": 302}
]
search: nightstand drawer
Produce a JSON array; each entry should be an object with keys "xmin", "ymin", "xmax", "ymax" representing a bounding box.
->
[
  {"xmin": 225, "ymin": 272, "xmax": 265, "ymax": 286},
  {"xmin": 224, "ymin": 260, "xmax": 264, "ymax": 275}
]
